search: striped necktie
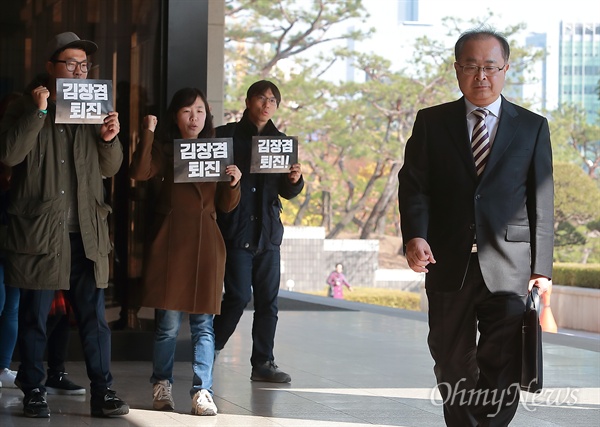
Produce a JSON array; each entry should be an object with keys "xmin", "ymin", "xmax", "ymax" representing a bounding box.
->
[{"xmin": 471, "ymin": 108, "xmax": 490, "ymax": 176}]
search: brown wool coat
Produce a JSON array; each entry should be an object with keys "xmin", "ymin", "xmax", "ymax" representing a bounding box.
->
[{"xmin": 130, "ymin": 129, "xmax": 240, "ymax": 314}]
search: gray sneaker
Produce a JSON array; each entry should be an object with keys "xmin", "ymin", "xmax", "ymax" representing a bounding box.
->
[
  {"xmin": 191, "ymin": 389, "xmax": 217, "ymax": 416},
  {"xmin": 153, "ymin": 380, "xmax": 174, "ymax": 411},
  {"xmin": 250, "ymin": 361, "xmax": 291, "ymax": 383}
]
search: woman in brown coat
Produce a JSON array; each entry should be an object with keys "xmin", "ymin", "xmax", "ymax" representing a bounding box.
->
[{"xmin": 130, "ymin": 88, "xmax": 241, "ymax": 416}]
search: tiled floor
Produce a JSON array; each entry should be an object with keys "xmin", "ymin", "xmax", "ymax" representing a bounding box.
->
[{"xmin": 0, "ymin": 290, "xmax": 599, "ymax": 426}]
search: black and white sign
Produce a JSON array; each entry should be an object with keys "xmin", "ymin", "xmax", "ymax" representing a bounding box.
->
[
  {"xmin": 173, "ymin": 138, "xmax": 233, "ymax": 183},
  {"xmin": 250, "ymin": 136, "xmax": 298, "ymax": 173},
  {"xmin": 55, "ymin": 78, "xmax": 113, "ymax": 124}
]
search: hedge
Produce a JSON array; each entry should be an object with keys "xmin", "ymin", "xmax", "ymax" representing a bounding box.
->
[
  {"xmin": 552, "ymin": 263, "xmax": 600, "ymax": 289},
  {"xmin": 306, "ymin": 287, "xmax": 421, "ymax": 311}
]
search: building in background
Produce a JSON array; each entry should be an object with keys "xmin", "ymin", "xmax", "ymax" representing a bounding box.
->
[
  {"xmin": 559, "ymin": 21, "xmax": 600, "ymax": 124},
  {"xmin": 522, "ymin": 32, "xmax": 549, "ymax": 112}
]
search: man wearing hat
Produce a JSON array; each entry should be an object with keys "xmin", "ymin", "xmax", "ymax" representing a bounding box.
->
[{"xmin": 0, "ymin": 31, "xmax": 128, "ymax": 418}]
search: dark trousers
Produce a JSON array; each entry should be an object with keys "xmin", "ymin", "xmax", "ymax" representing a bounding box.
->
[
  {"xmin": 16, "ymin": 233, "xmax": 113, "ymax": 395},
  {"xmin": 46, "ymin": 311, "xmax": 70, "ymax": 376},
  {"xmin": 426, "ymin": 254, "xmax": 526, "ymax": 427},
  {"xmin": 213, "ymin": 248, "xmax": 280, "ymax": 366}
]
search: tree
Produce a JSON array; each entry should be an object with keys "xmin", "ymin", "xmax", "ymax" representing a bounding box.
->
[
  {"xmin": 223, "ymin": 3, "xmax": 554, "ymax": 240},
  {"xmin": 553, "ymin": 162, "xmax": 600, "ymax": 227},
  {"xmin": 224, "ymin": 0, "xmax": 372, "ymax": 78},
  {"xmin": 547, "ymin": 105, "xmax": 600, "ymax": 180}
]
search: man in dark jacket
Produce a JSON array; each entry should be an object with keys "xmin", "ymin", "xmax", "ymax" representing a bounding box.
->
[
  {"xmin": 214, "ymin": 80, "xmax": 303, "ymax": 383},
  {"xmin": 398, "ymin": 28, "xmax": 553, "ymax": 426},
  {"xmin": 0, "ymin": 32, "xmax": 128, "ymax": 418}
]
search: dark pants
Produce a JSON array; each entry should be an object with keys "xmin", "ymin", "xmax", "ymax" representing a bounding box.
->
[
  {"xmin": 426, "ymin": 254, "xmax": 526, "ymax": 427},
  {"xmin": 213, "ymin": 248, "xmax": 280, "ymax": 366},
  {"xmin": 46, "ymin": 311, "xmax": 70, "ymax": 376},
  {"xmin": 16, "ymin": 233, "xmax": 113, "ymax": 396}
]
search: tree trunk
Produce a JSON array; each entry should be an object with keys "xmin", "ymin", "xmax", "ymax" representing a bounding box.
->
[
  {"xmin": 327, "ymin": 160, "xmax": 384, "ymax": 238},
  {"xmin": 360, "ymin": 161, "xmax": 402, "ymax": 239},
  {"xmin": 321, "ymin": 190, "xmax": 331, "ymax": 232},
  {"xmin": 294, "ymin": 182, "xmax": 311, "ymax": 225},
  {"xmin": 581, "ymin": 247, "xmax": 591, "ymax": 264}
]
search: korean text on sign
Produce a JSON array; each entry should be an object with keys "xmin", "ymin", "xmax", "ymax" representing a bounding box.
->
[
  {"xmin": 257, "ymin": 138, "xmax": 294, "ymax": 170},
  {"xmin": 62, "ymin": 82, "xmax": 109, "ymax": 120},
  {"xmin": 179, "ymin": 141, "xmax": 228, "ymax": 178}
]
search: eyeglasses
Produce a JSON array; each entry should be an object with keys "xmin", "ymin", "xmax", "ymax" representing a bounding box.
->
[
  {"xmin": 456, "ymin": 63, "xmax": 506, "ymax": 76},
  {"xmin": 256, "ymin": 95, "xmax": 278, "ymax": 106},
  {"xmin": 52, "ymin": 60, "xmax": 92, "ymax": 73}
]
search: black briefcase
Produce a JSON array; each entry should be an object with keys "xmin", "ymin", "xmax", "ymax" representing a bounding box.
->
[{"xmin": 520, "ymin": 287, "xmax": 543, "ymax": 393}]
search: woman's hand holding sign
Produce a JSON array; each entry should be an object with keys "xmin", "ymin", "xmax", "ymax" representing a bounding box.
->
[
  {"xmin": 226, "ymin": 165, "xmax": 242, "ymax": 187},
  {"xmin": 143, "ymin": 115, "xmax": 158, "ymax": 133}
]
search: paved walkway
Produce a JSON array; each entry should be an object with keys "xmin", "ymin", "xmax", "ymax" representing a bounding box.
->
[{"xmin": 0, "ymin": 290, "xmax": 598, "ymax": 426}]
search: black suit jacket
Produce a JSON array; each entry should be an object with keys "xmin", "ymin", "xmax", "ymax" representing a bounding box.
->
[{"xmin": 398, "ymin": 96, "xmax": 553, "ymax": 294}]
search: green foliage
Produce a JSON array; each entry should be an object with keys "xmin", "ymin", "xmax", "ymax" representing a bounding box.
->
[
  {"xmin": 224, "ymin": 2, "xmax": 599, "ymax": 243},
  {"xmin": 553, "ymin": 162, "xmax": 600, "ymax": 225},
  {"xmin": 547, "ymin": 105, "xmax": 600, "ymax": 179},
  {"xmin": 588, "ymin": 218, "xmax": 600, "ymax": 232},
  {"xmin": 304, "ymin": 287, "xmax": 421, "ymax": 310},
  {"xmin": 553, "ymin": 263, "xmax": 600, "ymax": 289},
  {"xmin": 554, "ymin": 235, "xmax": 600, "ymax": 264},
  {"xmin": 555, "ymin": 221, "xmax": 586, "ymax": 247},
  {"xmin": 224, "ymin": 0, "xmax": 372, "ymax": 77}
]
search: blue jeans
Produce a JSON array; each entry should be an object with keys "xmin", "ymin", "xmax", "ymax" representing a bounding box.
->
[
  {"xmin": 213, "ymin": 248, "xmax": 280, "ymax": 366},
  {"xmin": 0, "ymin": 263, "xmax": 20, "ymax": 369},
  {"xmin": 151, "ymin": 309, "xmax": 215, "ymax": 397},
  {"xmin": 15, "ymin": 233, "xmax": 113, "ymax": 396}
]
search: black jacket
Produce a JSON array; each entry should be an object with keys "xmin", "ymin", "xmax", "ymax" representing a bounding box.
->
[
  {"xmin": 216, "ymin": 110, "xmax": 303, "ymax": 250},
  {"xmin": 398, "ymin": 96, "xmax": 554, "ymax": 294}
]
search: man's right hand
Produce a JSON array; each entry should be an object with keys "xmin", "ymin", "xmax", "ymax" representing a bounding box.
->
[
  {"xmin": 31, "ymin": 86, "xmax": 49, "ymax": 111},
  {"xmin": 405, "ymin": 237, "xmax": 436, "ymax": 273}
]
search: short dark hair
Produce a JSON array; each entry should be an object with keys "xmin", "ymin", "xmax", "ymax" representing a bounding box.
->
[
  {"xmin": 455, "ymin": 27, "xmax": 510, "ymax": 63},
  {"xmin": 246, "ymin": 80, "xmax": 281, "ymax": 107},
  {"xmin": 163, "ymin": 87, "xmax": 214, "ymax": 140}
]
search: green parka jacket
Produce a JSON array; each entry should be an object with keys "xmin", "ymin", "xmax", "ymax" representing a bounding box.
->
[{"xmin": 0, "ymin": 94, "xmax": 123, "ymax": 290}]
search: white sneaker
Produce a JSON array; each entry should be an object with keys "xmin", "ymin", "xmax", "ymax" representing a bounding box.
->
[
  {"xmin": 0, "ymin": 369, "xmax": 17, "ymax": 388},
  {"xmin": 191, "ymin": 389, "xmax": 217, "ymax": 416},
  {"xmin": 152, "ymin": 380, "xmax": 174, "ymax": 411}
]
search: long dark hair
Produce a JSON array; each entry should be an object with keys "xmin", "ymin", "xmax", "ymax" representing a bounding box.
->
[{"xmin": 160, "ymin": 87, "xmax": 215, "ymax": 141}]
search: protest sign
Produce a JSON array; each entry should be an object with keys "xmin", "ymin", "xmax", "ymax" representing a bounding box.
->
[
  {"xmin": 55, "ymin": 78, "xmax": 113, "ymax": 124},
  {"xmin": 173, "ymin": 138, "xmax": 233, "ymax": 183},
  {"xmin": 250, "ymin": 136, "xmax": 298, "ymax": 173}
]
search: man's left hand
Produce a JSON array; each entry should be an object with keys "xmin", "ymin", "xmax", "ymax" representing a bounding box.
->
[
  {"xmin": 528, "ymin": 274, "xmax": 551, "ymax": 295},
  {"xmin": 100, "ymin": 112, "xmax": 120, "ymax": 142},
  {"xmin": 288, "ymin": 163, "xmax": 302, "ymax": 184}
]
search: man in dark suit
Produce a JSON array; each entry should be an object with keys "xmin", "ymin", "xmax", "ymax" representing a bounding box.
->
[{"xmin": 398, "ymin": 28, "xmax": 553, "ymax": 426}]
